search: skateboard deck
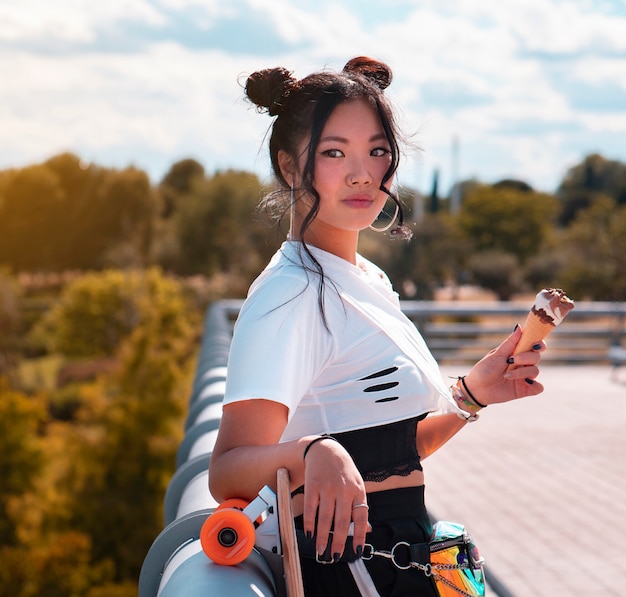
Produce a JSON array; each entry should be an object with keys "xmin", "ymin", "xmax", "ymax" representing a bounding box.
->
[{"xmin": 277, "ymin": 468, "xmax": 305, "ymax": 597}]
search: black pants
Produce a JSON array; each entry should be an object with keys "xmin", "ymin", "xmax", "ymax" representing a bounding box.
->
[{"xmin": 298, "ymin": 486, "xmax": 439, "ymax": 596}]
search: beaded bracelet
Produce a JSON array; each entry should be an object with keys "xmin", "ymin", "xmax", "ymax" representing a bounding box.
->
[
  {"xmin": 458, "ymin": 376, "xmax": 488, "ymax": 409},
  {"xmin": 303, "ymin": 434, "xmax": 338, "ymax": 459},
  {"xmin": 450, "ymin": 381, "xmax": 481, "ymax": 422}
]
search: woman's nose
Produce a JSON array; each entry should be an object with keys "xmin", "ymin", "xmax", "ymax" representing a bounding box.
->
[{"xmin": 347, "ymin": 159, "xmax": 372, "ymax": 186}]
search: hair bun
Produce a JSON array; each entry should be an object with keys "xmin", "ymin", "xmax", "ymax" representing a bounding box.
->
[
  {"xmin": 245, "ymin": 67, "xmax": 298, "ymax": 116},
  {"xmin": 343, "ymin": 56, "xmax": 392, "ymax": 90}
]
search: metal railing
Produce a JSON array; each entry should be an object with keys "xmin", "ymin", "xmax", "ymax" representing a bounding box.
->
[
  {"xmin": 139, "ymin": 299, "xmax": 626, "ymax": 597},
  {"xmin": 404, "ymin": 300, "xmax": 626, "ymax": 364},
  {"xmin": 218, "ymin": 298, "xmax": 626, "ymax": 364},
  {"xmin": 139, "ymin": 301, "xmax": 280, "ymax": 597}
]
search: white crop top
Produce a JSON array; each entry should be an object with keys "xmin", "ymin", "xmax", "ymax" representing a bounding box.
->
[{"xmin": 223, "ymin": 241, "xmax": 460, "ymax": 441}]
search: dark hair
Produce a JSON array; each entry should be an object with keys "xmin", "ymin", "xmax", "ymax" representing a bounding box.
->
[
  {"xmin": 245, "ymin": 56, "xmax": 409, "ymax": 238},
  {"xmin": 245, "ymin": 57, "xmax": 410, "ymax": 323}
]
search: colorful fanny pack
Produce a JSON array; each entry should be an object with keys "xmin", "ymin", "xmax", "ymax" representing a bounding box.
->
[
  {"xmin": 357, "ymin": 520, "xmax": 485, "ymax": 597},
  {"xmin": 428, "ymin": 521, "xmax": 485, "ymax": 597},
  {"xmin": 298, "ymin": 519, "xmax": 485, "ymax": 597}
]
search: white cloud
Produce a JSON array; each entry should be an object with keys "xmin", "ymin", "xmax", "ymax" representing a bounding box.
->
[
  {"xmin": 0, "ymin": 40, "xmax": 266, "ymax": 175},
  {"xmin": 1, "ymin": 0, "xmax": 625, "ymax": 192},
  {"xmin": 0, "ymin": 0, "xmax": 165, "ymax": 43}
]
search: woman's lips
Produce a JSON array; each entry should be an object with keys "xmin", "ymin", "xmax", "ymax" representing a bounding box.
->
[{"xmin": 343, "ymin": 195, "xmax": 373, "ymax": 208}]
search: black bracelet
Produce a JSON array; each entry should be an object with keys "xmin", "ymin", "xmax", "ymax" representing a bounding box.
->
[
  {"xmin": 459, "ymin": 376, "xmax": 488, "ymax": 408},
  {"xmin": 303, "ymin": 434, "xmax": 337, "ymax": 459}
]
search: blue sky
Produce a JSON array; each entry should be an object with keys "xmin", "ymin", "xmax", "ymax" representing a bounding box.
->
[{"xmin": 2, "ymin": 0, "xmax": 626, "ymax": 194}]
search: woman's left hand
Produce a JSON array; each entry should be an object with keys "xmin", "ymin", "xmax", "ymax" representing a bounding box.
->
[{"xmin": 463, "ymin": 324, "xmax": 546, "ymax": 406}]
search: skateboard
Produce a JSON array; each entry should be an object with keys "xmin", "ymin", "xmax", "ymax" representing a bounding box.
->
[
  {"xmin": 201, "ymin": 468, "xmax": 305, "ymax": 597},
  {"xmin": 277, "ymin": 468, "xmax": 305, "ymax": 597}
]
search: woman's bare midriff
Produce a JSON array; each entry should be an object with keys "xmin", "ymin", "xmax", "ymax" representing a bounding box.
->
[
  {"xmin": 365, "ymin": 468, "xmax": 425, "ymax": 493},
  {"xmin": 291, "ymin": 469, "xmax": 424, "ymax": 516}
]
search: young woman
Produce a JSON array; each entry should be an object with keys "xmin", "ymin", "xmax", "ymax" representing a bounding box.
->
[{"xmin": 209, "ymin": 57, "xmax": 544, "ymax": 596}]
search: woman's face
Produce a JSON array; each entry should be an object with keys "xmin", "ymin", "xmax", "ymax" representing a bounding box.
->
[{"xmin": 293, "ymin": 99, "xmax": 394, "ymax": 250}]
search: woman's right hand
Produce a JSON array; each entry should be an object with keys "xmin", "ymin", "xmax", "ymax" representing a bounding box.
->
[
  {"xmin": 210, "ymin": 401, "xmax": 369, "ymax": 559},
  {"xmin": 302, "ymin": 438, "xmax": 368, "ymax": 561}
]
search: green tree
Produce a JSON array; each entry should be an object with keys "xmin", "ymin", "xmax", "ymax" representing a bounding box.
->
[
  {"xmin": 42, "ymin": 153, "xmax": 103, "ymax": 268},
  {"xmin": 0, "ymin": 156, "xmax": 159, "ymax": 272},
  {"xmin": 0, "ymin": 381, "xmax": 45, "ymax": 546},
  {"xmin": 33, "ymin": 268, "xmax": 191, "ymax": 358},
  {"xmin": 0, "ymin": 165, "xmax": 66, "ymax": 271},
  {"xmin": 457, "ymin": 183, "xmax": 559, "ymax": 263},
  {"xmin": 96, "ymin": 167, "xmax": 157, "ymax": 268},
  {"xmin": 152, "ymin": 159, "xmax": 206, "ymax": 271},
  {"xmin": 26, "ymin": 268, "xmax": 197, "ymax": 584},
  {"xmin": 557, "ymin": 153, "xmax": 626, "ymax": 224},
  {"xmin": 0, "ymin": 272, "xmax": 21, "ymax": 376},
  {"xmin": 159, "ymin": 158, "xmax": 205, "ymax": 218},
  {"xmin": 559, "ymin": 196, "xmax": 626, "ymax": 301},
  {"xmin": 172, "ymin": 169, "xmax": 277, "ymax": 280},
  {"xmin": 372, "ymin": 213, "xmax": 468, "ymax": 299},
  {"xmin": 560, "ymin": 153, "xmax": 626, "ymax": 196},
  {"xmin": 523, "ymin": 249, "xmax": 568, "ymax": 293},
  {"xmin": 65, "ymin": 301, "xmax": 192, "ymax": 581},
  {"xmin": 0, "ymin": 532, "xmax": 115, "ymax": 597},
  {"xmin": 467, "ymin": 250, "xmax": 523, "ymax": 300}
]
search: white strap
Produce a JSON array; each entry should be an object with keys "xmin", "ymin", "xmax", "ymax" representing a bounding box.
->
[{"xmin": 347, "ymin": 559, "xmax": 381, "ymax": 597}]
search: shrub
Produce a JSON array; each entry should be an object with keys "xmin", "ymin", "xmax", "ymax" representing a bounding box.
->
[{"xmin": 32, "ymin": 269, "xmax": 194, "ymax": 358}]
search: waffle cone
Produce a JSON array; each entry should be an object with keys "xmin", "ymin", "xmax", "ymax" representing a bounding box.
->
[
  {"xmin": 508, "ymin": 288, "xmax": 574, "ymax": 370},
  {"xmin": 513, "ymin": 312, "xmax": 556, "ymax": 355}
]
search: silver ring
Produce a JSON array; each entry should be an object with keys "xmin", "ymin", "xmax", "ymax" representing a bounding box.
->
[{"xmin": 352, "ymin": 503, "xmax": 369, "ymax": 510}]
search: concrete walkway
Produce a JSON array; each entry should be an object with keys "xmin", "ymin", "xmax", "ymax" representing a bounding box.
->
[{"xmin": 426, "ymin": 365, "xmax": 626, "ymax": 596}]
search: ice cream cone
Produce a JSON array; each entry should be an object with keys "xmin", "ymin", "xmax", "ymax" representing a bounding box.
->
[
  {"xmin": 513, "ymin": 311, "xmax": 556, "ymax": 355},
  {"xmin": 508, "ymin": 288, "xmax": 574, "ymax": 369}
]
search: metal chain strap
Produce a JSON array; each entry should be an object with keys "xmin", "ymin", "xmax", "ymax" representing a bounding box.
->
[
  {"xmin": 362, "ymin": 541, "xmax": 480, "ymax": 597},
  {"xmin": 429, "ymin": 569, "xmax": 477, "ymax": 597}
]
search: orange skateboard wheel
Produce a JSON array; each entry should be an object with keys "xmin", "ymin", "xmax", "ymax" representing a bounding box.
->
[
  {"xmin": 200, "ymin": 508, "xmax": 255, "ymax": 566},
  {"xmin": 216, "ymin": 498, "xmax": 249, "ymax": 511},
  {"xmin": 216, "ymin": 498, "xmax": 263, "ymax": 525}
]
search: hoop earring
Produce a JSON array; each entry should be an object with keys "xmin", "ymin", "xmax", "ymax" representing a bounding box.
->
[
  {"xmin": 369, "ymin": 201, "xmax": 399, "ymax": 232},
  {"xmin": 288, "ymin": 185, "xmax": 295, "ymax": 240}
]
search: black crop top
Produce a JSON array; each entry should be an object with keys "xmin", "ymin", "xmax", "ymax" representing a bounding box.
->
[{"xmin": 331, "ymin": 414, "xmax": 428, "ymax": 482}]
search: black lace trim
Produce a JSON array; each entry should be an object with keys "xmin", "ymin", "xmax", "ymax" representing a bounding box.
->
[
  {"xmin": 362, "ymin": 460, "xmax": 423, "ymax": 482},
  {"xmin": 331, "ymin": 415, "xmax": 427, "ymax": 482}
]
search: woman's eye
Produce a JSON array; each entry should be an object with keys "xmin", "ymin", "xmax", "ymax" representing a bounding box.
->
[
  {"xmin": 321, "ymin": 149, "xmax": 344, "ymax": 158},
  {"xmin": 371, "ymin": 147, "xmax": 391, "ymax": 157}
]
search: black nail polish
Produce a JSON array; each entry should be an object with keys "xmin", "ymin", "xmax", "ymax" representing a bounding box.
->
[
  {"xmin": 532, "ymin": 343, "xmax": 542, "ymax": 350},
  {"xmin": 506, "ymin": 357, "xmax": 515, "ymax": 364},
  {"xmin": 306, "ymin": 531, "xmax": 312, "ymax": 540},
  {"xmin": 513, "ymin": 323, "xmax": 520, "ymax": 331},
  {"xmin": 333, "ymin": 552, "xmax": 341, "ymax": 563},
  {"xmin": 525, "ymin": 378, "xmax": 534, "ymax": 385},
  {"xmin": 356, "ymin": 545, "xmax": 363, "ymax": 558}
]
